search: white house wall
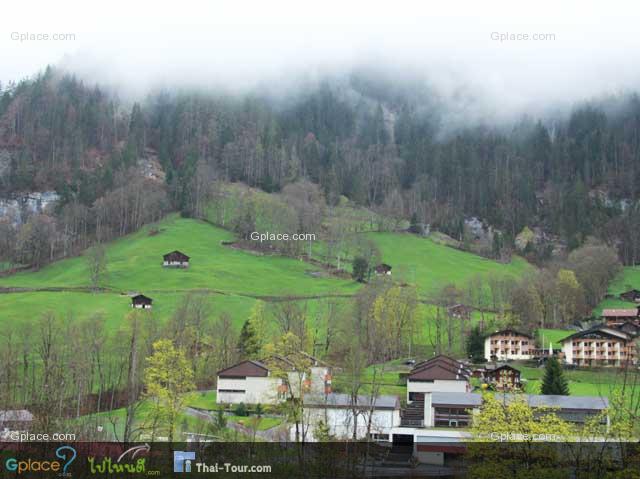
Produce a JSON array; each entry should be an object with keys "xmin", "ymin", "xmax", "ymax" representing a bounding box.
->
[
  {"xmin": 299, "ymin": 408, "xmax": 400, "ymax": 441},
  {"xmin": 216, "ymin": 377, "xmax": 281, "ymax": 405},
  {"xmin": 562, "ymin": 342, "xmax": 573, "ymax": 364},
  {"xmin": 407, "ymin": 379, "xmax": 468, "ymax": 400}
]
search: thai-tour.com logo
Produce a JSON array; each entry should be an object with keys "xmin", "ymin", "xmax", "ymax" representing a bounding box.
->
[
  {"xmin": 174, "ymin": 451, "xmax": 195, "ymax": 473},
  {"xmin": 5, "ymin": 445, "xmax": 76, "ymax": 475}
]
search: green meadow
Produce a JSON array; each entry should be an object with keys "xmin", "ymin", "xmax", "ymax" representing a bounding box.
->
[
  {"xmin": 368, "ymin": 232, "xmax": 532, "ymax": 297},
  {"xmin": 0, "ymin": 213, "xmax": 528, "ymax": 340},
  {"xmin": 536, "ymin": 328, "xmax": 571, "ymax": 350},
  {"xmin": 594, "ymin": 265, "xmax": 640, "ymax": 314}
]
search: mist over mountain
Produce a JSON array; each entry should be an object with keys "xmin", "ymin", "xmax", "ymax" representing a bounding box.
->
[{"xmin": 2, "ymin": 63, "xmax": 640, "ymax": 270}]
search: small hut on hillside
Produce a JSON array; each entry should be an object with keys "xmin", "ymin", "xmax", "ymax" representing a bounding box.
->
[{"xmin": 131, "ymin": 294, "xmax": 153, "ymax": 309}]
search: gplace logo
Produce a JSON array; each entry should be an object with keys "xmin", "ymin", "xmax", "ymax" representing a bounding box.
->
[{"xmin": 5, "ymin": 445, "xmax": 77, "ymax": 475}]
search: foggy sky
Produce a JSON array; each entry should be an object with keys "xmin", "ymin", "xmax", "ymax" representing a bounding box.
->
[{"xmin": 2, "ymin": 0, "xmax": 640, "ymax": 122}]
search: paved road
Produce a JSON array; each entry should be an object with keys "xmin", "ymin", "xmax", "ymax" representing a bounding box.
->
[{"xmin": 183, "ymin": 407, "xmax": 288, "ymax": 441}]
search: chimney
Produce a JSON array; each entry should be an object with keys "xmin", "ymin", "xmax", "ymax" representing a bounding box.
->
[{"xmin": 423, "ymin": 392, "xmax": 433, "ymax": 427}]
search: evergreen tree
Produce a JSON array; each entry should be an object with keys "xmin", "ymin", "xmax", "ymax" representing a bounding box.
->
[
  {"xmin": 352, "ymin": 256, "xmax": 369, "ymax": 283},
  {"xmin": 237, "ymin": 318, "xmax": 262, "ymax": 359},
  {"xmin": 409, "ymin": 212, "xmax": 421, "ymax": 234},
  {"xmin": 541, "ymin": 356, "xmax": 570, "ymax": 395},
  {"xmin": 466, "ymin": 326, "xmax": 486, "ymax": 363}
]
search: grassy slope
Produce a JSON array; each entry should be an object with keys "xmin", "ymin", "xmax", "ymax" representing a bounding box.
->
[
  {"xmin": 594, "ymin": 266, "xmax": 640, "ymax": 314},
  {"xmin": 0, "ymin": 214, "xmax": 527, "ymax": 338},
  {"xmin": 0, "ymin": 214, "xmax": 358, "ymax": 296},
  {"xmin": 369, "ymin": 232, "xmax": 532, "ymax": 297},
  {"xmin": 536, "ymin": 328, "xmax": 571, "ymax": 350}
]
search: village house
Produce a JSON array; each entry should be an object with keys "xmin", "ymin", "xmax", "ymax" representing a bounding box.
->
[
  {"xmin": 447, "ymin": 304, "xmax": 474, "ymax": 320},
  {"xmin": 481, "ymin": 364, "xmax": 521, "ymax": 391},
  {"xmin": 162, "ymin": 250, "xmax": 190, "ymax": 268},
  {"xmin": 484, "ymin": 329, "xmax": 534, "ymax": 361},
  {"xmin": 560, "ymin": 325, "xmax": 637, "ymax": 367},
  {"xmin": 406, "ymin": 355, "xmax": 471, "ymax": 402},
  {"xmin": 301, "ymin": 393, "xmax": 401, "ymax": 442},
  {"xmin": 620, "ymin": 289, "xmax": 640, "ymax": 303},
  {"xmin": 131, "ymin": 294, "xmax": 153, "ymax": 309},
  {"xmin": 374, "ymin": 263, "xmax": 392, "ymax": 275},
  {"xmin": 617, "ymin": 321, "xmax": 640, "ymax": 337},
  {"xmin": 602, "ymin": 307, "xmax": 640, "ymax": 328},
  {"xmin": 216, "ymin": 353, "xmax": 331, "ymax": 405}
]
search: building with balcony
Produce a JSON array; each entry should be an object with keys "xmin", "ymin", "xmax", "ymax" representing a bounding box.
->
[
  {"xmin": 484, "ymin": 329, "xmax": 534, "ymax": 361},
  {"xmin": 560, "ymin": 326, "xmax": 637, "ymax": 367}
]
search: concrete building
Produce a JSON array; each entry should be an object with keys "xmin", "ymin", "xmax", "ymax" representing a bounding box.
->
[
  {"xmin": 560, "ymin": 326, "xmax": 637, "ymax": 367},
  {"xmin": 216, "ymin": 353, "xmax": 331, "ymax": 405},
  {"xmin": 406, "ymin": 355, "xmax": 471, "ymax": 402},
  {"xmin": 301, "ymin": 393, "xmax": 401, "ymax": 441},
  {"xmin": 394, "ymin": 392, "xmax": 609, "ymax": 466},
  {"xmin": 484, "ymin": 329, "xmax": 534, "ymax": 361}
]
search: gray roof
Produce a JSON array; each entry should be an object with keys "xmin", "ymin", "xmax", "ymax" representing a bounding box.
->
[
  {"xmin": 305, "ymin": 393, "xmax": 399, "ymax": 409},
  {"xmin": 498, "ymin": 394, "xmax": 609, "ymax": 411},
  {"xmin": 0, "ymin": 410, "xmax": 34, "ymax": 422},
  {"xmin": 431, "ymin": 392, "xmax": 483, "ymax": 407},
  {"xmin": 428, "ymin": 393, "xmax": 608, "ymax": 411}
]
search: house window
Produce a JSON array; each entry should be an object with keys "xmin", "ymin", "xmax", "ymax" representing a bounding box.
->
[
  {"xmin": 434, "ymin": 407, "xmax": 470, "ymax": 427},
  {"xmin": 218, "ymin": 389, "xmax": 245, "ymax": 394},
  {"xmin": 368, "ymin": 433, "xmax": 390, "ymax": 441}
]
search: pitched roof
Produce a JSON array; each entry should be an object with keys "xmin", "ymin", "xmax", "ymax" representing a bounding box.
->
[
  {"xmin": 409, "ymin": 363, "xmax": 467, "ymax": 381},
  {"xmin": 163, "ymin": 250, "xmax": 190, "ymax": 261},
  {"xmin": 304, "ymin": 393, "xmax": 399, "ymax": 409},
  {"xmin": 217, "ymin": 352, "xmax": 329, "ymax": 378},
  {"xmin": 217, "ymin": 360, "xmax": 269, "ymax": 378},
  {"xmin": 131, "ymin": 294, "xmax": 153, "ymax": 303},
  {"xmin": 411, "ymin": 355, "xmax": 471, "ymax": 380},
  {"xmin": 602, "ymin": 308, "xmax": 639, "ymax": 317},
  {"xmin": 560, "ymin": 325, "xmax": 632, "ymax": 343},
  {"xmin": 486, "ymin": 329, "xmax": 533, "ymax": 339}
]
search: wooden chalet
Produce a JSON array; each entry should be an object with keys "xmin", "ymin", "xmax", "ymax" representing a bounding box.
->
[
  {"xmin": 482, "ymin": 364, "xmax": 521, "ymax": 391},
  {"xmin": 162, "ymin": 250, "xmax": 190, "ymax": 268},
  {"xmin": 620, "ymin": 289, "xmax": 640, "ymax": 303},
  {"xmin": 601, "ymin": 307, "xmax": 640, "ymax": 327},
  {"xmin": 447, "ymin": 303, "xmax": 474, "ymax": 319},
  {"xmin": 131, "ymin": 294, "xmax": 153, "ymax": 309},
  {"xmin": 374, "ymin": 263, "xmax": 392, "ymax": 275}
]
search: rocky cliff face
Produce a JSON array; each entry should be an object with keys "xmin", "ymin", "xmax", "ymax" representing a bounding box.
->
[
  {"xmin": 0, "ymin": 191, "xmax": 60, "ymax": 225},
  {"xmin": 0, "ymin": 149, "xmax": 10, "ymax": 178}
]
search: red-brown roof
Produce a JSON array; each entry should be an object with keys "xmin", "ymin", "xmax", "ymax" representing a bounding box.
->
[
  {"xmin": 486, "ymin": 329, "xmax": 533, "ymax": 339},
  {"xmin": 602, "ymin": 309, "xmax": 638, "ymax": 318},
  {"xmin": 217, "ymin": 360, "xmax": 269, "ymax": 378},
  {"xmin": 412, "ymin": 355, "xmax": 471, "ymax": 378},
  {"xmin": 408, "ymin": 363, "xmax": 466, "ymax": 381}
]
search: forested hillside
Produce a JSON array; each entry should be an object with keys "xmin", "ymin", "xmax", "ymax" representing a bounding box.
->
[{"xmin": 2, "ymin": 66, "xmax": 640, "ymax": 269}]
